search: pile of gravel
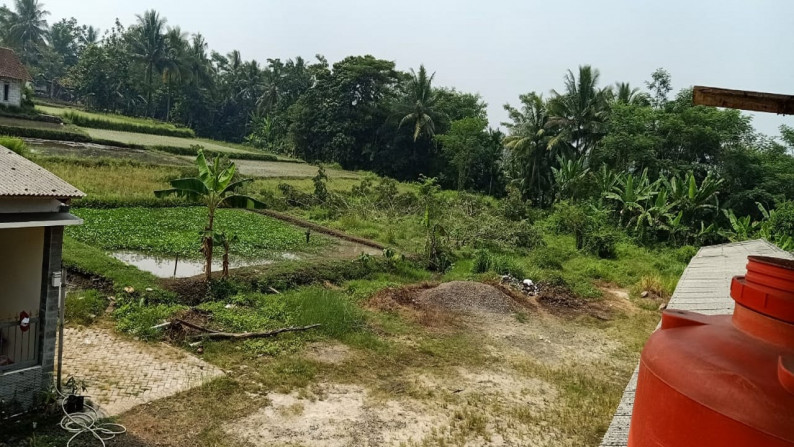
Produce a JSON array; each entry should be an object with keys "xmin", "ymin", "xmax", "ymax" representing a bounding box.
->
[{"xmin": 418, "ymin": 281, "xmax": 519, "ymax": 315}]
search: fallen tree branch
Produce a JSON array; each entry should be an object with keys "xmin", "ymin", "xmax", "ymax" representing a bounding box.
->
[
  {"xmin": 189, "ymin": 324, "xmax": 321, "ymax": 340},
  {"xmin": 173, "ymin": 318, "xmax": 220, "ymax": 333},
  {"xmin": 268, "ymin": 287, "xmax": 281, "ymax": 295}
]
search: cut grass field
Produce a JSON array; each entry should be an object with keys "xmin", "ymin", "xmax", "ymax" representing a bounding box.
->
[{"xmin": 68, "ymin": 207, "xmax": 329, "ymax": 259}]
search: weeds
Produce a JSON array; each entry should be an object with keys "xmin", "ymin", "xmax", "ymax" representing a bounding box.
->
[{"xmin": 65, "ymin": 289, "xmax": 106, "ymax": 326}]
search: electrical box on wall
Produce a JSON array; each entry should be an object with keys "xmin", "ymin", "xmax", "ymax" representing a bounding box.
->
[{"xmin": 52, "ymin": 271, "xmax": 62, "ymax": 288}]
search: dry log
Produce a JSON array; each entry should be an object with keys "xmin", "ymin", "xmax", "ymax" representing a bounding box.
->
[
  {"xmin": 189, "ymin": 324, "xmax": 321, "ymax": 340},
  {"xmin": 173, "ymin": 318, "xmax": 220, "ymax": 333}
]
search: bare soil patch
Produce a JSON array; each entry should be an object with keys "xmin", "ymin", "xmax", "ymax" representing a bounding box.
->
[
  {"xmin": 305, "ymin": 342, "xmax": 353, "ymax": 365},
  {"xmin": 230, "ymin": 368, "xmax": 561, "ymax": 447}
]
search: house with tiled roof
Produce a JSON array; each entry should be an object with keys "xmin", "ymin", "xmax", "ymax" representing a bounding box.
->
[
  {"xmin": 0, "ymin": 146, "xmax": 84, "ymax": 411},
  {"xmin": 0, "ymin": 47, "xmax": 31, "ymax": 108}
]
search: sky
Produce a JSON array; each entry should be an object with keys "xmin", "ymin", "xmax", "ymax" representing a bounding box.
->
[{"xmin": 42, "ymin": 0, "xmax": 793, "ymax": 137}]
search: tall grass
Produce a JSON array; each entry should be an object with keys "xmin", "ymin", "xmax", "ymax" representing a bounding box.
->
[
  {"xmin": 63, "ymin": 110, "xmax": 196, "ymax": 138},
  {"xmin": 0, "ymin": 135, "xmax": 28, "ymax": 156}
]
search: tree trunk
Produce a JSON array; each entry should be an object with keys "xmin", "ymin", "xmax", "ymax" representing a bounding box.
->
[
  {"xmin": 204, "ymin": 208, "xmax": 215, "ymax": 282},
  {"xmin": 146, "ymin": 63, "xmax": 153, "ymax": 117},
  {"xmin": 222, "ymin": 241, "xmax": 229, "ymax": 278},
  {"xmin": 166, "ymin": 77, "xmax": 171, "ymax": 122}
]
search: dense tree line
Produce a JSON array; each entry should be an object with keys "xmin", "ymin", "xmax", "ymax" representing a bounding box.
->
[{"xmin": 1, "ymin": 1, "xmax": 793, "ymax": 248}]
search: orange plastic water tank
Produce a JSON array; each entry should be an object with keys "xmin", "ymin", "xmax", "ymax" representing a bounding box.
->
[{"xmin": 628, "ymin": 256, "xmax": 794, "ymax": 447}]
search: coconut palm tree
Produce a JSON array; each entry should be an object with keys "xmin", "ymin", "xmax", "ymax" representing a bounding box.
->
[
  {"xmin": 81, "ymin": 25, "xmax": 99, "ymax": 46},
  {"xmin": 154, "ymin": 151, "xmax": 266, "ymax": 281},
  {"xmin": 548, "ymin": 65, "xmax": 611, "ymax": 158},
  {"xmin": 128, "ymin": 10, "xmax": 168, "ymax": 116},
  {"xmin": 613, "ymin": 82, "xmax": 650, "ymax": 106},
  {"xmin": 502, "ymin": 92, "xmax": 559, "ymax": 206},
  {"xmin": 4, "ymin": 0, "xmax": 49, "ymax": 59},
  {"xmin": 399, "ymin": 65, "xmax": 439, "ymax": 141},
  {"xmin": 162, "ymin": 26, "xmax": 188, "ymax": 121}
]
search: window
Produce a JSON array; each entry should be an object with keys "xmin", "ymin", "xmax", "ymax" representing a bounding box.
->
[{"xmin": 3, "ymin": 84, "xmax": 8, "ymax": 102}]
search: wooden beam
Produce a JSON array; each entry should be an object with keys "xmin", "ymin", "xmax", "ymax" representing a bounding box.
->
[{"xmin": 693, "ymin": 86, "xmax": 794, "ymax": 115}]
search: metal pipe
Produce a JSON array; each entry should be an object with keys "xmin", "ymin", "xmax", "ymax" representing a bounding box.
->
[{"xmin": 56, "ymin": 269, "xmax": 65, "ymax": 392}]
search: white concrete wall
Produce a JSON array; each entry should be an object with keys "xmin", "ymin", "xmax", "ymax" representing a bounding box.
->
[
  {"xmin": 0, "ymin": 78, "xmax": 23, "ymax": 107},
  {"xmin": 0, "ymin": 227, "xmax": 43, "ymax": 321}
]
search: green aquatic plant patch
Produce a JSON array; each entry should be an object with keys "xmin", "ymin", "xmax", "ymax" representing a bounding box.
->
[{"xmin": 68, "ymin": 207, "xmax": 328, "ymax": 259}]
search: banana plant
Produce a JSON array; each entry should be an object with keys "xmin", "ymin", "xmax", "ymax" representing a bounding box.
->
[
  {"xmin": 552, "ymin": 156, "xmax": 590, "ymax": 202},
  {"xmin": 721, "ymin": 209, "xmax": 757, "ymax": 242},
  {"xmin": 605, "ymin": 168, "xmax": 657, "ymax": 227},
  {"xmin": 212, "ymin": 231, "xmax": 239, "ymax": 279},
  {"xmin": 665, "ymin": 171, "xmax": 724, "ymax": 223},
  {"xmin": 593, "ymin": 164, "xmax": 619, "ymax": 205},
  {"xmin": 155, "ymin": 150, "xmax": 266, "ymax": 281}
]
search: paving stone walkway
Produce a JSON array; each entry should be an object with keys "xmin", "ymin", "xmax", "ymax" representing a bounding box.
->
[
  {"xmin": 61, "ymin": 326, "xmax": 224, "ymax": 416},
  {"xmin": 600, "ymin": 240, "xmax": 793, "ymax": 447}
]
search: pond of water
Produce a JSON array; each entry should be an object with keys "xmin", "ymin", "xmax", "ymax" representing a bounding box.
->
[{"xmin": 110, "ymin": 251, "xmax": 297, "ymax": 278}]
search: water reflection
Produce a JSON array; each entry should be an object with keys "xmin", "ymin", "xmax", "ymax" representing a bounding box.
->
[{"xmin": 110, "ymin": 251, "xmax": 279, "ymax": 278}]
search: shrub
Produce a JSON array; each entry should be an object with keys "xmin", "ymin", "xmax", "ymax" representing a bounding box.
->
[
  {"xmin": 548, "ymin": 201, "xmax": 589, "ymax": 236},
  {"xmin": 769, "ymin": 201, "xmax": 794, "ymax": 241},
  {"xmin": 513, "ymin": 223, "xmax": 546, "ymax": 249},
  {"xmin": 62, "ymin": 111, "xmax": 196, "ymax": 138},
  {"xmin": 65, "ymin": 289, "xmax": 106, "ymax": 325},
  {"xmin": 238, "ymin": 258, "xmax": 394, "ymax": 294},
  {"xmin": 581, "ymin": 224, "xmax": 619, "ymax": 259},
  {"xmin": 674, "ymin": 245, "xmax": 698, "ymax": 264},
  {"xmin": 531, "ymin": 245, "xmax": 573, "ymax": 270},
  {"xmin": 0, "ymin": 136, "xmax": 28, "ymax": 156},
  {"xmin": 470, "ymin": 250, "xmax": 525, "ymax": 278}
]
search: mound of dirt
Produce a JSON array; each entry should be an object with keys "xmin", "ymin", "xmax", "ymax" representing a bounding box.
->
[{"xmin": 418, "ymin": 281, "xmax": 521, "ymax": 315}]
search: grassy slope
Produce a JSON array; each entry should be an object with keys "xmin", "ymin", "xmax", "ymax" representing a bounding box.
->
[
  {"xmin": 81, "ymin": 127, "xmax": 250, "ymax": 153},
  {"xmin": 0, "ymin": 115, "xmax": 86, "ymax": 134},
  {"xmin": 37, "ymin": 104, "xmax": 184, "ymax": 131}
]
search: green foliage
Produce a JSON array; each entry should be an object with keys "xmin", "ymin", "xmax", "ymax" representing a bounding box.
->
[
  {"xmin": 580, "ymin": 223, "xmax": 619, "ymax": 259},
  {"xmin": 114, "ymin": 300, "xmax": 185, "ymax": 340},
  {"xmin": 62, "ymin": 110, "xmax": 195, "ymax": 137},
  {"xmin": 65, "ymin": 289, "xmax": 106, "ymax": 326},
  {"xmin": 236, "ymin": 257, "xmax": 394, "ymax": 293},
  {"xmin": 514, "ymin": 224, "xmax": 546, "ymax": 249},
  {"xmin": 68, "ymin": 207, "xmax": 322, "ymax": 258},
  {"xmin": 471, "ymin": 250, "xmax": 525, "ymax": 278},
  {"xmin": 0, "ymin": 135, "xmax": 28, "ymax": 156}
]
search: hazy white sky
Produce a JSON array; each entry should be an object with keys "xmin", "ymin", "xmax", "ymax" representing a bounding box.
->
[{"xmin": 42, "ymin": 0, "xmax": 793, "ymax": 136}]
